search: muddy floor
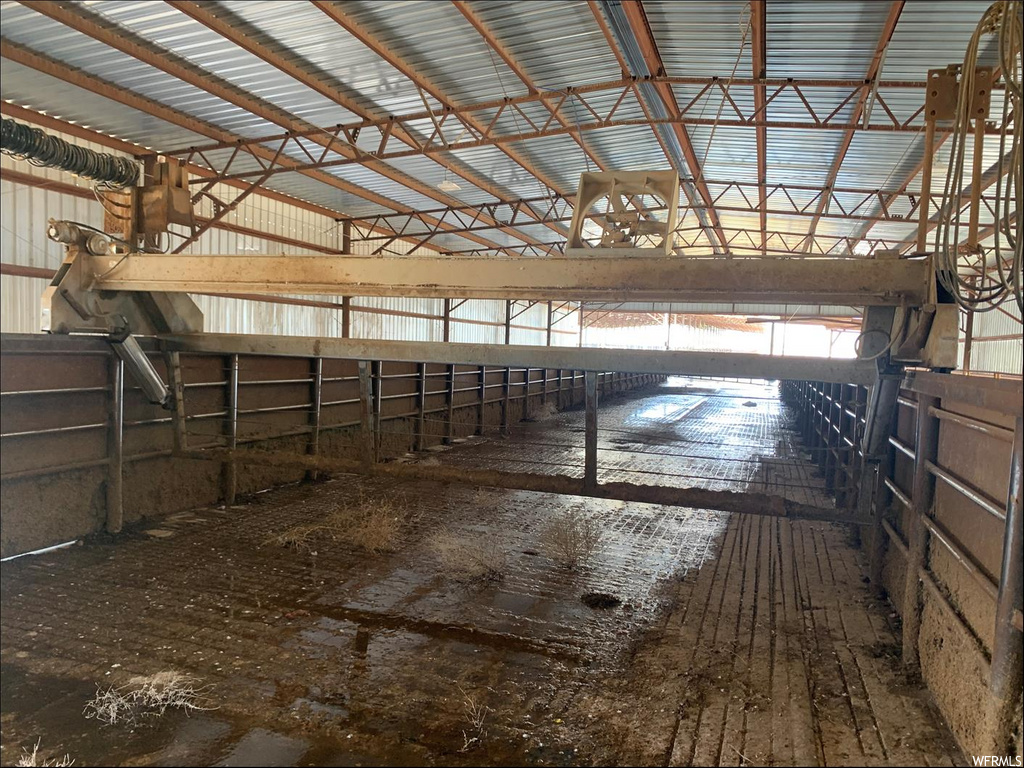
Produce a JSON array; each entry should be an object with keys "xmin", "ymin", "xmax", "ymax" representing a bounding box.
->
[{"xmin": 0, "ymin": 378, "xmax": 962, "ymax": 766}]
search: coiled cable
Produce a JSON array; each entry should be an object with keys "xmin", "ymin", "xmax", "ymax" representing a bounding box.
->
[
  {"xmin": 933, "ymin": 1, "xmax": 1022, "ymax": 315},
  {"xmin": 1, "ymin": 117, "xmax": 139, "ymax": 188}
]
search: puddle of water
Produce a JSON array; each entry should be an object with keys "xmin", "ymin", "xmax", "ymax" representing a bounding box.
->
[
  {"xmin": 634, "ymin": 396, "xmax": 704, "ymax": 421},
  {"xmin": 217, "ymin": 727, "xmax": 308, "ymax": 767}
]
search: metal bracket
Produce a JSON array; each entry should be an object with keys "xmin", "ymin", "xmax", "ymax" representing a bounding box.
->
[{"xmin": 42, "ymin": 225, "xmax": 203, "ymax": 336}]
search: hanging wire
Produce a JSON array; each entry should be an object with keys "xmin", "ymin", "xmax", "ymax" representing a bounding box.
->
[
  {"xmin": 676, "ymin": 2, "xmax": 752, "ymax": 239},
  {"xmin": 933, "ymin": 0, "xmax": 1022, "ymax": 315}
]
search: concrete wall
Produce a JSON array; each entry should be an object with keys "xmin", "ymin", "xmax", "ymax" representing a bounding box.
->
[{"xmin": 1, "ymin": 333, "xmax": 660, "ymax": 558}]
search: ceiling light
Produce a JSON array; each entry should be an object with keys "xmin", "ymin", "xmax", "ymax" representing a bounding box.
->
[{"xmin": 438, "ymin": 168, "xmax": 461, "ymax": 192}]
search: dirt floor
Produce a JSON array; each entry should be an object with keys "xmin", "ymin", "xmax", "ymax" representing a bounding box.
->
[{"xmin": 0, "ymin": 378, "xmax": 963, "ymax": 766}]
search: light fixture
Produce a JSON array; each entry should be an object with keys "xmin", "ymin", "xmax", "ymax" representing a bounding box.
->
[{"xmin": 438, "ymin": 168, "xmax": 461, "ymax": 192}]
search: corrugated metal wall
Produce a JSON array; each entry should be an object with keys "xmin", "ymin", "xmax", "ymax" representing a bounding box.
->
[
  {"xmin": 1, "ymin": 120, "xmax": 572, "ymax": 345},
  {"xmin": 969, "ymin": 302, "xmax": 1023, "ymax": 376}
]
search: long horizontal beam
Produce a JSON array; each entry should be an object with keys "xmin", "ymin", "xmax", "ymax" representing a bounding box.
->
[
  {"xmin": 181, "ymin": 446, "xmax": 865, "ymax": 525},
  {"xmin": 161, "ymin": 74, "xmax": 959, "ymax": 158},
  {"xmin": 351, "ymin": 180, "xmax": 990, "ymax": 246},
  {"xmin": 90, "ymin": 254, "xmax": 929, "ymax": 306},
  {"xmin": 156, "ymin": 76, "xmax": 999, "ymax": 186},
  {"xmin": 417, "ymin": 228, "xmax": 906, "ymax": 258},
  {"xmin": 161, "ymin": 333, "xmax": 880, "ymax": 386}
]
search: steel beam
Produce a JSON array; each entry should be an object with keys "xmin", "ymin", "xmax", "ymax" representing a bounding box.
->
[
  {"xmin": 585, "ymin": 371, "xmax": 598, "ymax": 490},
  {"xmin": 89, "ymin": 254, "xmax": 928, "ymax": 306},
  {"xmin": 357, "ymin": 361, "xmax": 374, "ymax": 468},
  {"xmin": 222, "ymin": 353, "xmax": 239, "ymax": 504},
  {"xmin": 16, "ymin": 2, "xmax": 525, "ymax": 256},
  {"xmin": 750, "ymin": 0, "xmax": 768, "ymax": 255},
  {"xmin": 181, "ymin": 446, "xmax": 867, "ymax": 525},
  {"xmin": 161, "ymin": 334, "xmax": 879, "ymax": 386},
  {"xmin": 166, "ymin": 0, "xmax": 554, "ymax": 250},
  {"xmin": 803, "ymin": 1, "xmax": 904, "ymax": 252},
  {"xmin": 314, "ymin": 0, "xmax": 571, "ymax": 241},
  {"xmin": 307, "ymin": 357, "xmax": 323, "ymax": 481},
  {"xmin": 105, "ymin": 355, "xmax": 124, "ymax": 534}
]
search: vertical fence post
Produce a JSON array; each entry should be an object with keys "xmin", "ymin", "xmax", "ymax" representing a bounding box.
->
[
  {"xmin": 834, "ymin": 386, "xmax": 848, "ymax": 503},
  {"xmin": 444, "ymin": 363, "xmax": 455, "ymax": 444},
  {"xmin": 902, "ymin": 394, "xmax": 939, "ymax": 667},
  {"xmin": 306, "ymin": 356, "xmax": 323, "ymax": 481},
  {"xmin": 372, "ymin": 361, "xmax": 382, "ymax": 461},
  {"xmin": 165, "ymin": 351, "xmax": 187, "ymax": 453},
  {"xmin": 987, "ymin": 416, "xmax": 1023, "ymax": 755},
  {"xmin": 358, "ymin": 360, "xmax": 374, "ymax": 468},
  {"xmin": 860, "ymin": 372, "xmax": 902, "ymax": 587},
  {"xmin": 501, "ymin": 366, "xmax": 511, "ymax": 433},
  {"xmin": 477, "ymin": 365, "xmax": 486, "ymax": 435},
  {"xmin": 106, "ymin": 354, "xmax": 124, "ymax": 534},
  {"xmin": 584, "ymin": 371, "xmax": 598, "ymax": 490},
  {"xmin": 523, "ymin": 367, "xmax": 531, "ymax": 421},
  {"xmin": 817, "ymin": 382, "xmax": 829, "ymax": 473},
  {"xmin": 867, "ymin": 444, "xmax": 894, "ymax": 588},
  {"xmin": 415, "ymin": 362, "xmax": 426, "ymax": 451},
  {"xmin": 222, "ymin": 353, "xmax": 239, "ymax": 505}
]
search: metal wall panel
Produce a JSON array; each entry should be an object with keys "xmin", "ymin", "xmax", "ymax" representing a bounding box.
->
[{"xmin": 971, "ymin": 302, "xmax": 1024, "ymax": 376}]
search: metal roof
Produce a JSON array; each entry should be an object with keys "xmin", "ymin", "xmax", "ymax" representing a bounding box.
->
[{"xmin": 0, "ymin": 0, "xmax": 1016, "ymax": 261}]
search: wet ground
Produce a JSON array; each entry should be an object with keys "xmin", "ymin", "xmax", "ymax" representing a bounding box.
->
[{"xmin": 0, "ymin": 378, "xmax": 962, "ymax": 766}]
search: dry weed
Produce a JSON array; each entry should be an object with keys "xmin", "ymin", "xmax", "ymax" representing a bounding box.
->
[
  {"xmin": 542, "ymin": 505, "xmax": 602, "ymax": 569},
  {"xmin": 266, "ymin": 490, "xmax": 412, "ymax": 554},
  {"xmin": 428, "ymin": 529, "xmax": 506, "ymax": 583},
  {"xmin": 16, "ymin": 741, "xmax": 73, "ymax": 767},
  {"xmin": 455, "ymin": 684, "xmax": 490, "ymax": 753},
  {"xmin": 84, "ymin": 671, "xmax": 215, "ymax": 727}
]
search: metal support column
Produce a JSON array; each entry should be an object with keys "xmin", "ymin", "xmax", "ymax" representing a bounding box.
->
[
  {"xmin": 165, "ymin": 351, "xmax": 188, "ymax": 453},
  {"xmin": 342, "ymin": 220, "xmax": 352, "ymax": 253},
  {"xmin": 504, "ymin": 299, "xmax": 512, "ymax": 345},
  {"xmin": 546, "ymin": 300, "xmax": 553, "ymax": 347},
  {"xmin": 523, "ymin": 366, "xmax": 531, "ymax": 421},
  {"xmin": 342, "ymin": 296, "xmax": 352, "ymax": 339},
  {"xmin": 903, "ymin": 394, "xmax": 940, "ymax": 667},
  {"xmin": 443, "ymin": 298, "xmax": 452, "ymax": 344},
  {"xmin": 306, "ymin": 357, "xmax": 323, "ymax": 481},
  {"xmin": 444, "ymin": 363, "xmax": 455, "ymax": 444},
  {"xmin": 105, "ymin": 355, "xmax": 124, "ymax": 534},
  {"xmin": 358, "ymin": 360, "xmax": 374, "ymax": 468},
  {"xmin": 501, "ymin": 366, "xmax": 511, "ymax": 433},
  {"xmin": 415, "ymin": 362, "xmax": 426, "ymax": 451},
  {"xmin": 585, "ymin": 370, "xmax": 598, "ymax": 490},
  {"xmin": 477, "ymin": 365, "xmax": 486, "ymax": 435},
  {"xmin": 868, "ymin": 442, "xmax": 895, "ymax": 588},
  {"xmin": 372, "ymin": 361, "xmax": 382, "ymax": 461},
  {"xmin": 222, "ymin": 353, "xmax": 239, "ymax": 505},
  {"xmin": 986, "ymin": 416, "xmax": 1023, "ymax": 754}
]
